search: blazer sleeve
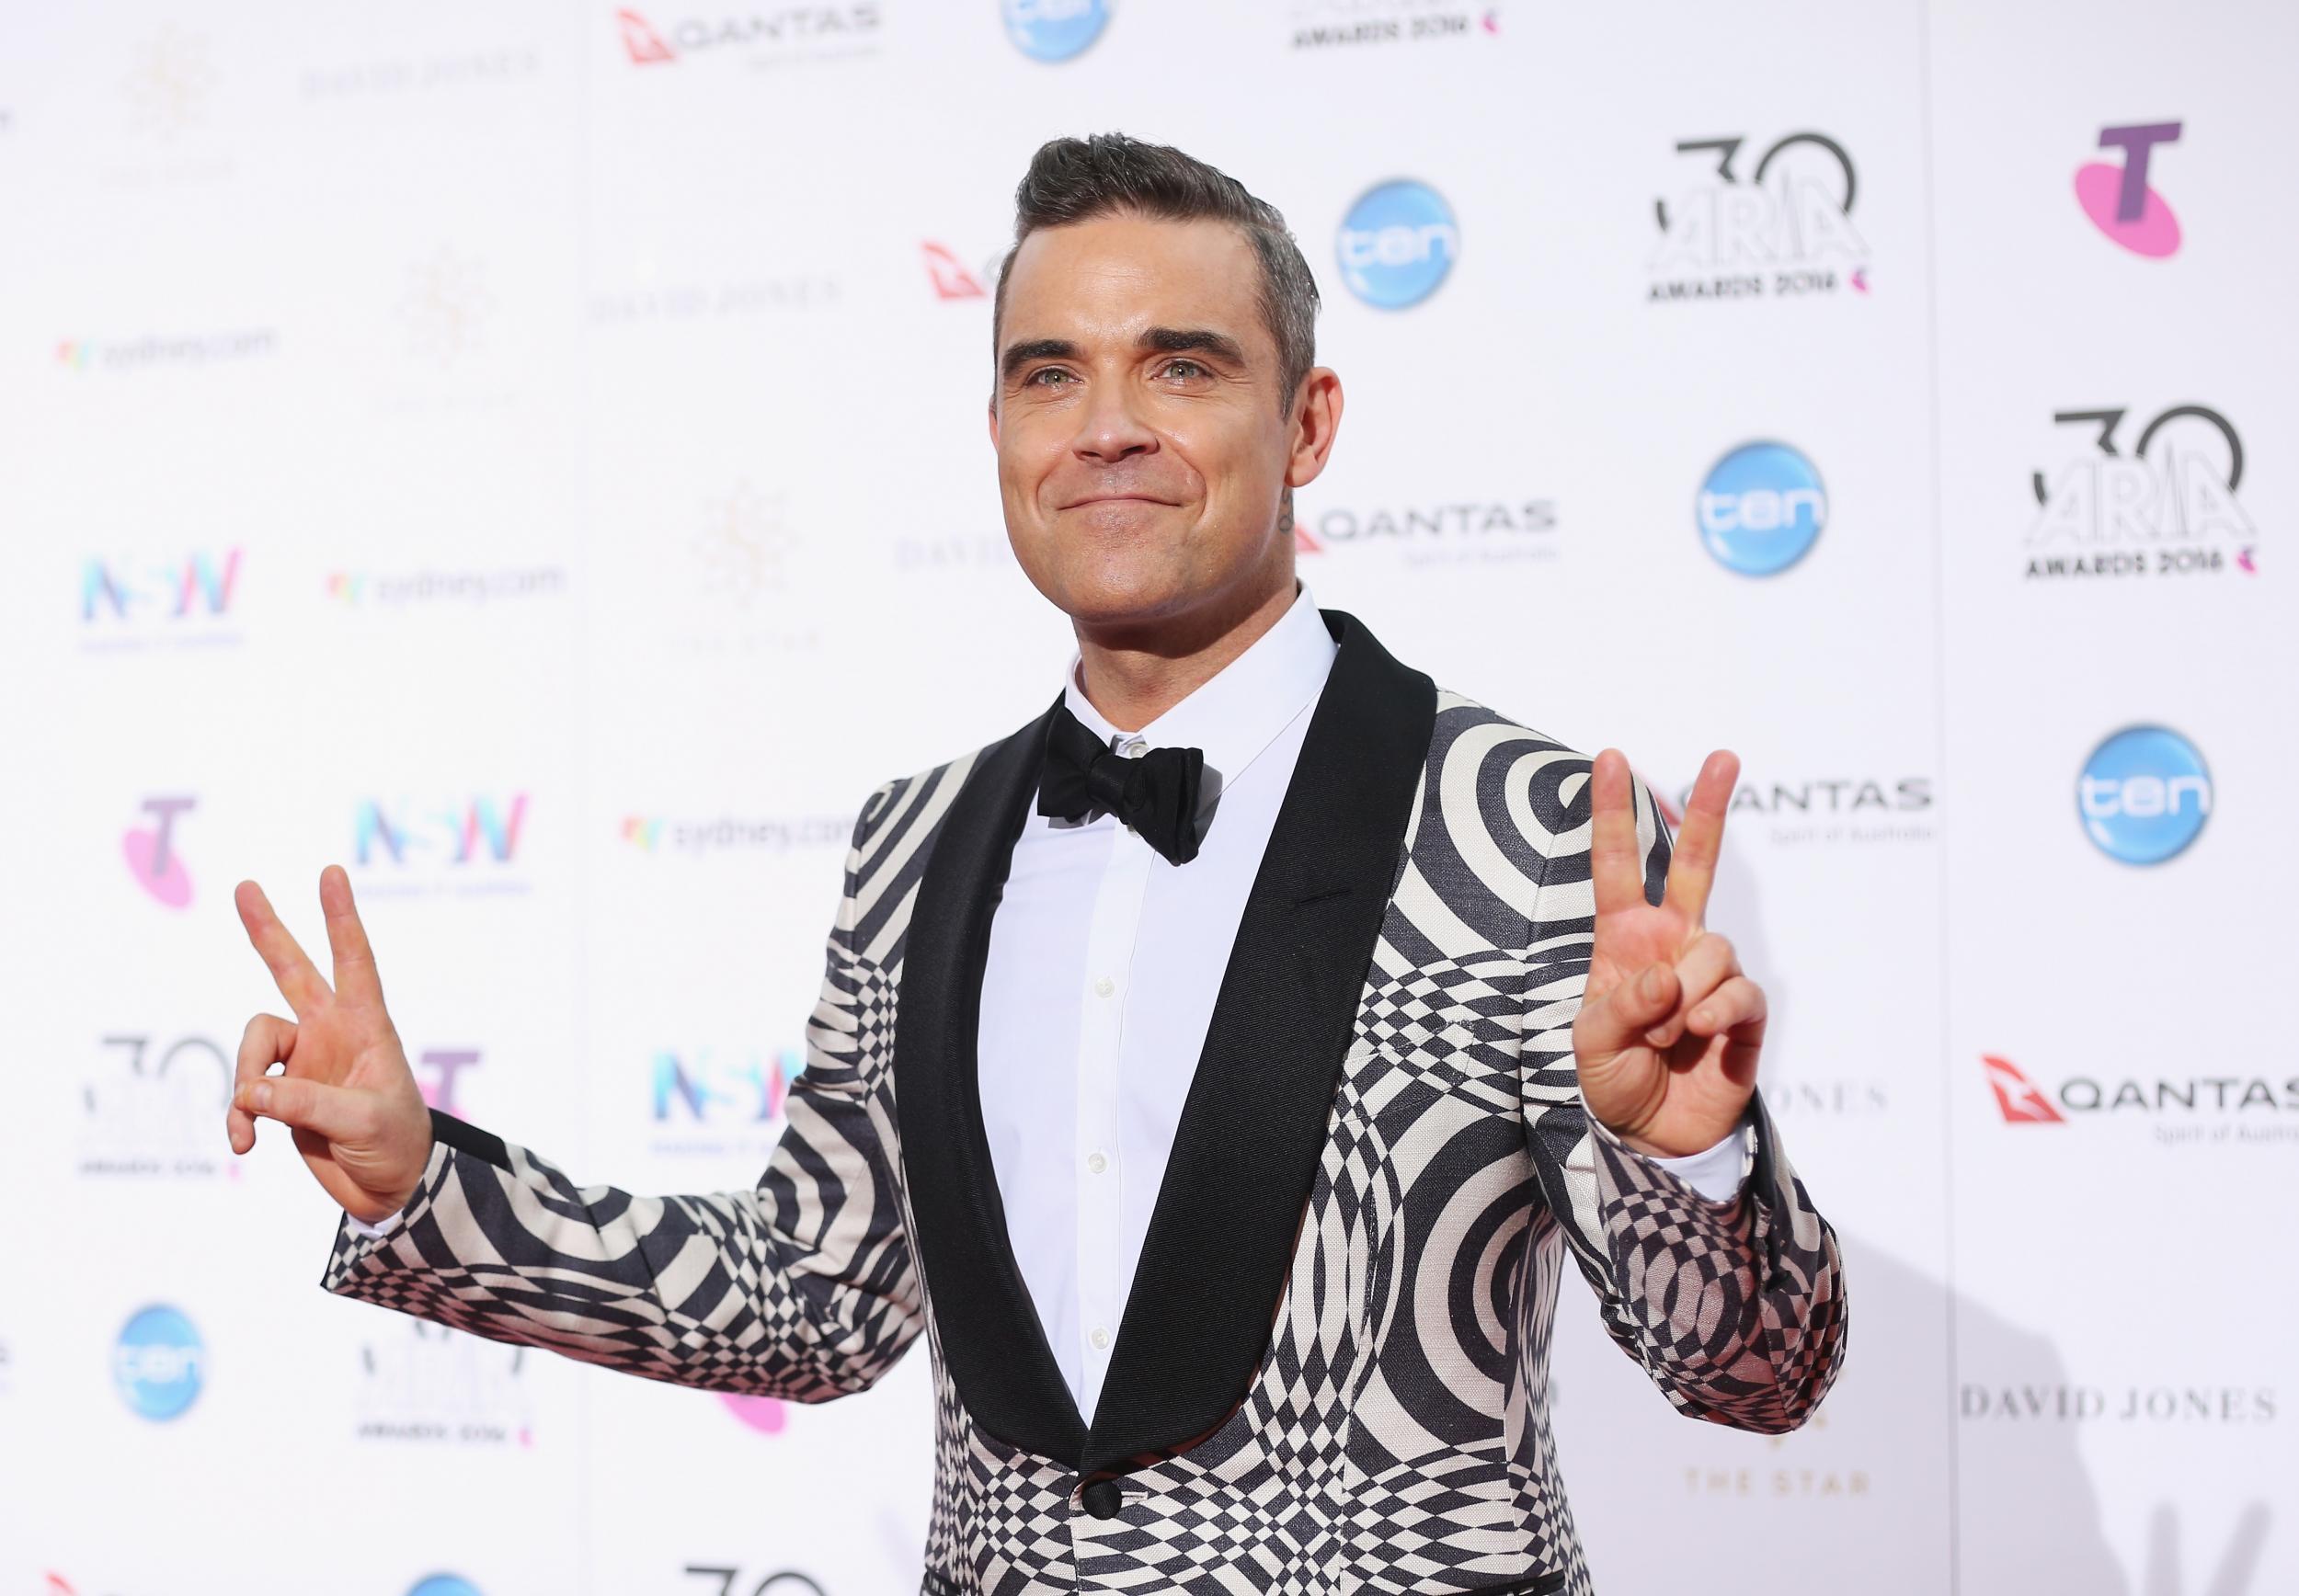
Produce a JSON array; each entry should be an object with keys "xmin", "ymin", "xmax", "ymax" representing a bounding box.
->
[
  {"xmin": 1517, "ymin": 767, "xmax": 1847, "ymax": 1434},
  {"xmin": 315, "ymin": 787, "xmax": 922, "ymax": 1404}
]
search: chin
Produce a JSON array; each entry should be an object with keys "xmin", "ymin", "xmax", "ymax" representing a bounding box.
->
[{"xmin": 1050, "ymin": 573, "xmax": 1196, "ymax": 630}]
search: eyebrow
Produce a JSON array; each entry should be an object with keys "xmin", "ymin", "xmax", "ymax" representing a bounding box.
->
[{"xmin": 997, "ymin": 326, "xmax": 1251, "ymax": 385}]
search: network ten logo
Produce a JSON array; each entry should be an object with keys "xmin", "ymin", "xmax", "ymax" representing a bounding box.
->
[
  {"xmin": 2078, "ymin": 725, "xmax": 2211, "ymax": 865},
  {"xmin": 1003, "ymin": 0, "xmax": 1110, "ymax": 63},
  {"xmin": 1697, "ymin": 441, "xmax": 1825, "ymax": 576},
  {"xmin": 113, "ymin": 1305, "xmax": 204, "ymax": 1421},
  {"xmin": 1336, "ymin": 179, "xmax": 1458, "ymax": 309},
  {"xmin": 2026, "ymin": 403, "xmax": 2257, "ymax": 581},
  {"xmin": 122, "ymin": 796, "xmax": 198, "ymax": 908},
  {"xmin": 2076, "ymin": 120, "xmax": 2182, "ymax": 258},
  {"xmin": 1649, "ymin": 131, "xmax": 1870, "ymax": 302},
  {"xmin": 406, "ymin": 1579, "xmax": 485, "ymax": 1596}
]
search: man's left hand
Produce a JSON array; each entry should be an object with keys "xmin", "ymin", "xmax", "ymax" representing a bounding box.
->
[{"xmin": 1571, "ymin": 748, "xmax": 1766, "ymax": 1160}]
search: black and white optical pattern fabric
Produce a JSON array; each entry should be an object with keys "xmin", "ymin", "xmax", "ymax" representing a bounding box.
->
[{"xmin": 322, "ymin": 691, "xmax": 1847, "ymax": 1594}]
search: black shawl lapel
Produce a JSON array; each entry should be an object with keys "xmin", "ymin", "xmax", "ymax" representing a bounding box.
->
[
  {"xmin": 1081, "ymin": 609, "xmax": 1435, "ymax": 1479},
  {"xmin": 893, "ymin": 696, "xmax": 1089, "ymax": 1465}
]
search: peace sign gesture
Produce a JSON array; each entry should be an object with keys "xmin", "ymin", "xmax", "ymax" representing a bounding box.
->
[
  {"xmin": 225, "ymin": 864, "xmax": 433, "ymax": 1224},
  {"xmin": 1571, "ymin": 749, "xmax": 1767, "ymax": 1160}
]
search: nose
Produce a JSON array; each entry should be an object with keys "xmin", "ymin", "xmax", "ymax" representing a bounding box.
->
[{"xmin": 1069, "ymin": 372, "xmax": 1158, "ymax": 464}]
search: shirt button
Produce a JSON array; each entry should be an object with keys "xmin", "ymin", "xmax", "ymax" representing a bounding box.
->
[
  {"xmin": 1117, "ymin": 737, "xmax": 1148, "ymax": 758},
  {"xmin": 1087, "ymin": 1151, "xmax": 1107, "ymax": 1175},
  {"xmin": 1090, "ymin": 1327, "xmax": 1110, "ymax": 1351},
  {"xmin": 1093, "ymin": 975, "xmax": 1115, "ymax": 998}
]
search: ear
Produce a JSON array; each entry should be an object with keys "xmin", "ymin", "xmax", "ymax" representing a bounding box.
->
[
  {"xmin": 987, "ymin": 391, "xmax": 1000, "ymax": 449},
  {"xmin": 1284, "ymin": 368, "xmax": 1344, "ymax": 490}
]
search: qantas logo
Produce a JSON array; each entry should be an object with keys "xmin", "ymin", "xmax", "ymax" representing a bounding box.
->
[
  {"xmin": 1983, "ymin": 1054, "xmax": 2065, "ymax": 1123},
  {"xmin": 616, "ymin": 6, "xmax": 881, "ymax": 66},
  {"xmin": 920, "ymin": 241, "xmax": 987, "ymax": 300},
  {"xmin": 1983, "ymin": 1053, "xmax": 2299, "ymax": 1132},
  {"xmin": 617, "ymin": 8, "xmax": 677, "ymax": 62}
]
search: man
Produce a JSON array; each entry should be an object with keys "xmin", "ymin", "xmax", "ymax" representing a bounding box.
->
[{"xmin": 229, "ymin": 133, "xmax": 1844, "ymax": 1594}]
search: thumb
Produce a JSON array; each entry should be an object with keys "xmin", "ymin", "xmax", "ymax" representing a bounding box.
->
[
  {"xmin": 1576, "ymin": 962, "xmax": 1679, "ymax": 1058},
  {"xmin": 233, "ymin": 1074, "xmax": 375, "ymax": 1145}
]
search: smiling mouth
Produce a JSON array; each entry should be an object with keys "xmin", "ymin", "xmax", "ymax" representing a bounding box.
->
[{"xmin": 1065, "ymin": 495, "xmax": 1173, "ymax": 508}]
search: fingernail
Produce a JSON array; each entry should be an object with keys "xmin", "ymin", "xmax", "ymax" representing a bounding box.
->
[
  {"xmin": 253, "ymin": 1082, "xmax": 272, "ymax": 1112},
  {"xmin": 1640, "ymin": 965, "xmax": 1668, "ymax": 1000},
  {"xmin": 1690, "ymin": 1007, "xmax": 1713, "ymax": 1030}
]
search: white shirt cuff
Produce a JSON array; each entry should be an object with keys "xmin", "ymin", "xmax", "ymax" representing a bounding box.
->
[
  {"xmin": 344, "ymin": 1207, "xmax": 403, "ymax": 1239},
  {"xmin": 1643, "ymin": 1126, "xmax": 1749, "ymax": 1203}
]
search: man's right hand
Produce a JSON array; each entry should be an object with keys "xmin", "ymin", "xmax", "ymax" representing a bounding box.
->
[{"xmin": 227, "ymin": 863, "xmax": 434, "ymax": 1226}]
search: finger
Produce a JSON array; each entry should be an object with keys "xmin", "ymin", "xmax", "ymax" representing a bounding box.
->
[
  {"xmin": 235, "ymin": 880, "xmax": 332, "ymax": 1020},
  {"xmin": 229, "ymin": 1013, "xmax": 296, "ymax": 1154},
  {"xmin": 1587, "ymin": 749, "xmax": 1647, "ymax": 919},
  {"xmin": 1687, "ymin": 975, "xmax": 1768, "ymax": 1044},
  {"xmin": 1575, "ymin": 961, "xmax": 1679, "ymax": 1058},
  {"xmin": 232, "ymin": 1072, "xmax": 374, "ymax": 1145},
  {"xmin": 319, "ymin": 864, "xmax": 385, "ymax": 1012},
  {"xmin": 1644, "ymin": 931, "xmax": 1741, "ymax": 1049},
  {"xmin": 1662, "ymin": 749, "xmax": 1740, "ymax": 927}
]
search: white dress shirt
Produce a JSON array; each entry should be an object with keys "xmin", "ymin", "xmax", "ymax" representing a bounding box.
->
[
  {"xmin": 347, "ymin": 583, "xmax": 1747, "ymax": 1425},
  {"xmin": 971, "ymin": 584, "xmax": 1744, "ymax": 1422}
]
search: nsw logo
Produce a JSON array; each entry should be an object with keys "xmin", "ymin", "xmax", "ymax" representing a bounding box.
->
[
  {"xmin": 1003, "ymin": 0, "xmax": 1109, "ymax": 62},
  {"xmin": 113, "ymin": 1305, "xmax": 204, "ymax": 1420},
  {"xmin": 2078, "ymin": 725, "xmax": 2211, "ymax": 865},
  {"xmin": 1697, "ymin": 442, "xmax": 1825, "ymax": 576},
  {"xmin": 1336, "ymin": 180, "xmax": 1458, "ymax": 309}
]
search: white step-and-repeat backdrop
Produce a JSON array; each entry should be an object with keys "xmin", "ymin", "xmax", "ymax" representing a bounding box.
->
[{"xmin": 2, "ymin": 1, "xmax": 2292, "ymax": 1592}]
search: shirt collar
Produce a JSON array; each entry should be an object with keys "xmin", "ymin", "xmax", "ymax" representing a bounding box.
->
[{"xmin": 1060, "ymin": 583, "xmax": 1338, "ymax": 800}]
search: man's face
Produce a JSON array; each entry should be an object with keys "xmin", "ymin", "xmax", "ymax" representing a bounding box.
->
[{"xmin": 989, "ymin": 212, "xmax": 1319, "ymax": 636}]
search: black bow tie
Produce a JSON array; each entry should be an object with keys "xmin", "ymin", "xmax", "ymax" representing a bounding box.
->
[{"xmin": 1036, "ymin": 701, "xmax": 1208, "ymax": 866}]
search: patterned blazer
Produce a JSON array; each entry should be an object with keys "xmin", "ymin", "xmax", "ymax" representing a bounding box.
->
[{"xmin": 323, "ymin": 609, "xmax": 1847, "ymax": 1595}]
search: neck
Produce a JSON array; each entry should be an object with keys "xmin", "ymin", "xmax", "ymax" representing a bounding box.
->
[{"xmin": 1071, "ymin": 574, "xmax": 1298, "ymax": 733}]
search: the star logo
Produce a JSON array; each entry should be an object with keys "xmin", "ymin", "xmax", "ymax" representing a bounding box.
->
[
  {"xmin": 692, "ymin": 481, "xmax": 798, "ymax": 605},
  {"xmin": 397, "ymin": 248, "xmax": 494, "ymax": 365}
]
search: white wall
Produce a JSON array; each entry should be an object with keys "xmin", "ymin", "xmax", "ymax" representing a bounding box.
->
[{"xmin": 2, "ymin": 2, "xmax": 2292, "ymax": 1591}]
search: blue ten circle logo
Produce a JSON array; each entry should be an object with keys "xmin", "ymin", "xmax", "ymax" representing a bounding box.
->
[
  {"xmin": 1002, "ymin": 0, "xmax": 1110, "ymax": 62},
  {"xmin": 114, "ymin": 1304, "xmax": 204, "ymax": 1420},
  {"xmin": 1697, "ymin": 441, "xmax": 1827, "ymax": 576},
  {"xmin": 2078, "ymin": 725, "xmax": 2212, "ymax": 864},
  {"xmin": 1337, "ymin": 180, "xmax": 1458, "ymax": 309}
]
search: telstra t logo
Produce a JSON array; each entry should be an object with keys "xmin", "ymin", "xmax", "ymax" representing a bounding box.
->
[
  {"xmin": 2076, "ymin": 121, "xmax": 2182, "ymax": 257},
  {"xmin": 123, "ymin": 796, "xmax": 198, "ymax": 908}
]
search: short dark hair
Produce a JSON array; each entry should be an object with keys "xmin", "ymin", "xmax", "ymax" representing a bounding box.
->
[{"xmin": 992, "ymin": 132, "xmax": 1321, "ymax": 414}]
